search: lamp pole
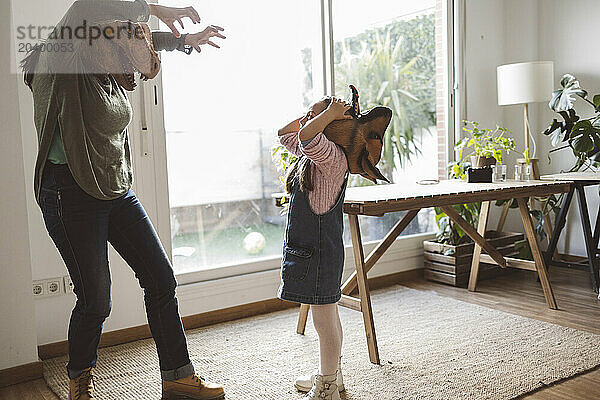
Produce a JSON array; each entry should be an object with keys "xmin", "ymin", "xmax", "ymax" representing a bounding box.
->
[{"xmin": 524, "ymin": 103, "xmax": 530, "ymax": 158}]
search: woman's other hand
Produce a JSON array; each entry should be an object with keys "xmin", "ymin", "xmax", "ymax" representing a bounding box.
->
[
  {"xmin": 325, "ymin": 97, "xmax": 353, "ymax": 121},
  {"xmin": 149, "ymin": 4, "xmax": 201, "ymax": 37},
  {"xmin": 185, "ymin": 25, "xmax": 226, "ymax": 52}
]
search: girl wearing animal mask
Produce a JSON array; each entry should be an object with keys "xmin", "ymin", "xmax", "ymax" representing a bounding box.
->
[
  {"xmin": 22, "ymin": 1, "xmax": 225, "ymax": 399},
  {"xmin": 277, "ymin": 97, "xmax": 353, "ymax": 400}
]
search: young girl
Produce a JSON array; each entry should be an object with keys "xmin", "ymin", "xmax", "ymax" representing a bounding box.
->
[{"xmin": 277, "ymin": 97, "xmax": 353, "ymax": 400}]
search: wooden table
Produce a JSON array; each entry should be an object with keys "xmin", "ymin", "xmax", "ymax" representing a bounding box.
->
[
  {"xmin": 293, "ymin": 179, "xmax": 572, "ymax": 364},
  {"xmin": 540, "ymin": 172, "xmax": 600, "ymax": 294}
]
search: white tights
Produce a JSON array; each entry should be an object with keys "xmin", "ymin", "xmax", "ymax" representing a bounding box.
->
[{"xmin": 311, "ymin": 303, "xmax": 343, "ymax": 376}]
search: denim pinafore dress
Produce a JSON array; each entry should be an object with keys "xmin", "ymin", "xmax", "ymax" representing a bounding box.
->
[{"xmin": 277, "ymin": 174, "xmax": 348, "ymax": 305}]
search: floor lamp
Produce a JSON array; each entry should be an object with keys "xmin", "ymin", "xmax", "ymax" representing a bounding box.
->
[{"xmin": 497, "ymin": 61, "xmax": 554, "ymax": 179}]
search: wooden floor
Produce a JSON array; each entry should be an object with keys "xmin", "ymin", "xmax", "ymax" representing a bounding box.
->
[
  {"xmin": 2, "ymin": 266, "xmax": 599, "ymax": 400},
  {"xmin": 403, "ymin": 267, "xmax": 600, "ymax": 400}
]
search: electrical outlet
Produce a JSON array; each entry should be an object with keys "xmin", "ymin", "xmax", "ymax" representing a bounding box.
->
[
  {"xmin": 33, "ymin": 281, "xmax": 45, "ymax": 297},
  {"xmin": 47, "ymin": 279, "xmax": 62, "ymax": 295},
  {"xmin": 63, "ymin": 276, "xmax": 74, "ymax": 294}
]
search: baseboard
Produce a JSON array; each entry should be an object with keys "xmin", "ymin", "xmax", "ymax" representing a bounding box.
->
[
  {"xmin": 0, "ymin": 360, "xmax": 43, "ymax": 388},
  {"xmin": 38, "ymin": 268, "xmax": 422, "ymax": 360}
]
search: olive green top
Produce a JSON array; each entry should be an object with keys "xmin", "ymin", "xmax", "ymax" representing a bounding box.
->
[
  {"xmin": 47, "ymin": 124, "xmax": 68, "ymax": 164},
  {"xmin": 30, "ymin": 0, "xmax": 190, "ymax": 201}
]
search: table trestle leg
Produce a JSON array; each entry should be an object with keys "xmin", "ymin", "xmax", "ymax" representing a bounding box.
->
[
  {"xmin": 348, "ymin": 214, "xmax": 380, "ymax": 365},
  {"xmin": 497, "ymin": 201, "xmax": 511, "ymax": 232},
  {"xmin": 296, "ymin": 304, "xmax": 310, "ymax": 335},
  {"xmin": 575, "ymin": 184, "xmax": 600, "ymax": 293},
  {"xmin": 468, "ymin": 201, "xmax": 491, "ymax": 291},
  {"xmin": 439, "ymin": 205, "xmax": 507, "ymax": 269},
  {"xmin": 341, "ymin": 209, "xmax": 420, "ymax": 296},
  {"xmin": 517, "ymin": 198, "xmax": 558, "ymax": 309},
  {"xmin": 593, "ymin": 203, "xmax": 600, "ymax": 256},
  {"xmin": 545, "ymin": 186, "xmax": 575, "ymax": 269}
]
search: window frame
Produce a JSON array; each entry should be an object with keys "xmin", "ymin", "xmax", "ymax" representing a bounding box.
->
[{"xmin": 131, "ymin": 0, "xmax": 459, "ymax": 284}]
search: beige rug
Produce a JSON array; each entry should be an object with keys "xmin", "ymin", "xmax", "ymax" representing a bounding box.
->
[{"xmin": 44, "ymin": 286, "xmax": 600, "ymax": 400}]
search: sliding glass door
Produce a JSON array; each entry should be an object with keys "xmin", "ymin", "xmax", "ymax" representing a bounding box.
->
[
  {"xmin": 331, "ymin": 0, "xmax": 440, "ymax": 243},
  {"xmin": 160, "ymin": 1, "xmax": 322, "ymax": 274},
  {"xmin": 156, "ymin": 0, "xmax": 450, "ymax": 277}
]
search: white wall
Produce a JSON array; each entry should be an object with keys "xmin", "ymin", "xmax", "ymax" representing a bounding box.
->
[
  {"xmin": 537, "ymin": 0, "xmax": 600, "ymax": 256},
  {"xmin": 464, "ymin": 0, "xmax": 599, "ymax": 257},
  {"xmin": 0, "ymin": 0, "xmax": 39, "ymax": 370},
  {"xmin": 464, "ymin": 0, "xmax": 506, "ymax": 128},
  {"xmin": 464, "ymin": 0, "xmax": 535, "ymax": 234}
]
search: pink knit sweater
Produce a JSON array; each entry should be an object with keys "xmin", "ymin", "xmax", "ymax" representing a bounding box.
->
[{"xmin": 280, "ymin": 131, "xmax": 348, "ymax": 214}]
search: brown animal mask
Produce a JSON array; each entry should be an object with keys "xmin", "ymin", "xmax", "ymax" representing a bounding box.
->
[
  {"xmin": 84, "ymin": 21, "xmax": 161, "ymax": 91},
  {"xmin": 320, "ymin": 85, "xmax": 392, "ymax": 183},
  {"xmin": 285, "ymin": 85, "xmax": 392, "ymax": 193}
]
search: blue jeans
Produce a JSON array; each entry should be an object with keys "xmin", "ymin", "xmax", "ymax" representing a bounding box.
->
[{"xmin": 39, "ymin": 163, "xmax": 193, "ymax": 381}]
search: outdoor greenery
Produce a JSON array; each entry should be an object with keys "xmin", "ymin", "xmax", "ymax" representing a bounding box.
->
[
  {"xmin": 172, "ymin": 224, "xmax": 284, "ymax": 270},
  {"xmin": 333, "ymin": 14, "xmax": 436, "ymax": 186},
  {"xmin": 274, "ymin": 15, "xmax": 437, "ymax": 190}
]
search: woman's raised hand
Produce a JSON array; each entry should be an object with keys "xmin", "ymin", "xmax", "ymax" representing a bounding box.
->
[
  {"xmin": 184, "ymin": 25, "xmax": 226, "ymax": 52},
  {"xmin": 326, "ymin": 97, "xmax": 353, "ymax": 121},
  {"xmin": 149, "ymin": 4, "xmax": 201, "ymax": 37}
]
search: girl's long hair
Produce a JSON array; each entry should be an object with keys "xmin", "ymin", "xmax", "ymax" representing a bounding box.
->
[{"xmin": 285, "ymin": 155, "xmax": 314, "ymax": 193}]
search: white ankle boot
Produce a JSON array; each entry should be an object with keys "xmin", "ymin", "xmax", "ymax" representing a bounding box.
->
[
  {"xmin": 295, "ymin": 359, "xmax": 344, "ymax": 393},
  {"xmin": 301, "ymin": 374, "xmax": 340, "ymax": 400}
]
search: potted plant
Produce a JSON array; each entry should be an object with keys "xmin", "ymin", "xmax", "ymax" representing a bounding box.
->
[
  {"xmin": 455, "ymin": 121, "xmax": 516, "ymax": 168},
  {"xmin": 511, "ymin": 73, "xmax": 600, "ymax": 254},
  {"xmin": 425, "ymin": 210, "xmax": 523, "ymax": 287},
  {"xmin": 542, "ymin": 74, "xmax": 600, "ymax": 172}
]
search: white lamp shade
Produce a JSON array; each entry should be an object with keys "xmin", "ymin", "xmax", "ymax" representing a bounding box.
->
[{"xmin": 497, "ymin": 61, "xmax": 554, "ymax": 105}]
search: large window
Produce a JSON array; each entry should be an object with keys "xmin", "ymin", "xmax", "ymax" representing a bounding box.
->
[
  {"xmin": 160, "ymin": 0, "xmax": 448, "ymax": 275},
  {"xmin": 332, "ymin": 0, "xmax": 440, "ymax": 244}
]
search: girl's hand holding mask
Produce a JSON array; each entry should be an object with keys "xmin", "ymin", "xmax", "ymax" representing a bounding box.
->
[{"xmin": 325, "ymin": 97, "xmax": 353, "ymax": 121}]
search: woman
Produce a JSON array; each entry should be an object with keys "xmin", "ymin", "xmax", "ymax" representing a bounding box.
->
[{"xmin": 22, "ymin": 1, "xmax": 225, "ymax": 399}]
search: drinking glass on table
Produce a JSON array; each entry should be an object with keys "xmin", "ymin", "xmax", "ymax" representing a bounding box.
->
[{"xmin": 514, "ymin": 164, "xmax": 522, "ymax": 181}]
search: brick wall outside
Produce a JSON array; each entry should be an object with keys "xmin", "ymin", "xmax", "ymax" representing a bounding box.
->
[{"xmin": 434, "ymin": 0, "xmax": 448, "ymax": 179}]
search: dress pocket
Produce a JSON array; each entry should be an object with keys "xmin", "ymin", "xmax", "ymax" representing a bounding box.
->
[{"xmin": 282, "ymin": 244, "xmax": 313, "ymax": 282}]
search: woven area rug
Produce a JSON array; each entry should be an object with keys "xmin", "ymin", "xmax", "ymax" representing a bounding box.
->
[{"xmin": 44, "ymin": 286, "xmax": 600, "ymax": 400}]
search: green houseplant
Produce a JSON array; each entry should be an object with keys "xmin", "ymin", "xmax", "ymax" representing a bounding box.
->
[
  {"xmin": 509, "ymin": 73, "xmax": 600, "ymax": 254},
  {"xmin": 424, "ymin": 128, "xmax": 521, "ymax": 286},
  {"xmin": 542, "ymin": 74, "xmax": 600, "ymax": 172},
  {"xmin": 454, "ymin": 121, "xmax": 516, "ymax": 169}
]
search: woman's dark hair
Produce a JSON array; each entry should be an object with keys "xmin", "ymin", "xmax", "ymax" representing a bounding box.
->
[{"xmin": 285, "ymin": 97, "xmax": 333, "ymax": 193}]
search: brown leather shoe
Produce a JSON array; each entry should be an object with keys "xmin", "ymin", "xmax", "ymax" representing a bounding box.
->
[
  {"xmin": 68, "ymin": 367, "xmax": 95, "ymax": 400},
  {"xmin": 162, "ymin": 374, "xmax": 225, "ymax": 400}
]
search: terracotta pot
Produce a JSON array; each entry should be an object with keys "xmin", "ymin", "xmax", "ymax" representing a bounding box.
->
[{"xmin": 470, "ymin": 155, "xmax": 496, "ymax": 168}]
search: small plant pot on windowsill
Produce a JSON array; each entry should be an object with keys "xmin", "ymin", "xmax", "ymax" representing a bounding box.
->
[{"xmin": 423, "ymin": 230, "xmax": 524, "ymax": 287}]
